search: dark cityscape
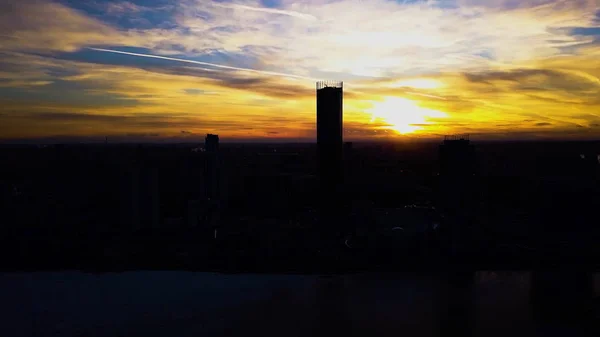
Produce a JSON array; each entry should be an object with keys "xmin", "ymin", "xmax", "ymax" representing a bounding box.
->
[
  {"xmin": 2, "ymin": 0, "xmax": 600, "ymax": 336},
  {"xmin": 2, "ymin": 81, "xmax": 600, "ymax": 336}
]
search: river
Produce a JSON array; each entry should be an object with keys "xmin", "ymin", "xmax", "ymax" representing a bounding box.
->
[{"xmin": 2, "ymin": 271, "xmax": 598, "ymax": 337}]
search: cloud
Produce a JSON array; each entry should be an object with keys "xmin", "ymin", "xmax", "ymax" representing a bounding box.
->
[
  {"xmin": 125, "ymin": 132, "xmax": 161, "ymax": 137},
  {"xmin": 0, "ymin": 0, "xmax": 128, "ymax": 53},
  {"xmin": 463, "ymin": 68, "xmax": 600, "ymax": 92},
  {"xmin": 0, "ymin": 107, "xmax": 278, "ymax": 139},
  {"xmin": 535, "ymin": 122, "xmax": 553, "ymax": 126},
  {"xmin": 212, "ymin": 2, "xmax": 317, "ymax": 21},
  {"xmin": 168, "ymin": 0, "xmax": 600, "ymax": 78},
  {"xmin": 88, "ymin": 47, "xmax": 315, "ymax": 80},
  {"xmin": 105, "ymin": 1, "xmax": 150, "ymax": 15}
]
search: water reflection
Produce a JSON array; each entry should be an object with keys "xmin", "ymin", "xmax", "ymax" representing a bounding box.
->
[
  {"xmin": 1, "ymin": 271, "xmax": 597, "ymax": 337},
  {"xmin": 530, "ymin": 271, "xmax": 595, "ymax": 336}
]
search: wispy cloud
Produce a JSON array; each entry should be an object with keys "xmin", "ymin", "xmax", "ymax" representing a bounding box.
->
[
  {"xmin": 104, "ymin": 1, "xmax": 146, "ymax": 14},
  {"xmin": 0, "ymin": 0, "xmax": 126, "ymax": 52},
  {"xmin": 87, "ymin": 47, "xmax": 316, "ymax": 80},
  {"xmin": 212, "ymin": 2, "xmax": 317, "ymax": 21}
]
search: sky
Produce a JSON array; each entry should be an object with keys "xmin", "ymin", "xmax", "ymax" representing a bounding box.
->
[{"xmin": 1, "ymin": 0, "xmax": 600, "ymax": 142}]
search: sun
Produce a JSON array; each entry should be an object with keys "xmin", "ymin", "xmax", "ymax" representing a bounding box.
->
[{"xmin": 366, "ymin": 97, "xmax": 447, "ymax": 134}]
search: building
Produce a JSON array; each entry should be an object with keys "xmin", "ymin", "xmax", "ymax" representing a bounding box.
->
[
  {"xmin": 203, "ymin": 134, "xmax": 221, "ymax": 235},
  {"xmin": 439, "ymin": 135, "xmax": 476, "ymax": 178},
  {"xmin": 344, "ymin": 141, "xmax": 353, "ymax": 153},
  {"xmin": 128, "ymin": 165, "xmax": 160, "ymax": 231},
  {"xmin": 204, "ymin": 134, "xmax": 220, "ymax": 200},
  {"xmin": 205, "ymin": 134, "xmax": 219, "ymax": 153},
  {"xmin": 316, "ymin": 81, "xmax": 344, "ymax": 236},
  {"xmin": 438, "ymin": 135, "xmax": 477, "ymax": 257},
  {"xmin": 316, "ymin": 81, "xmax": 343, "ymax": 198}
]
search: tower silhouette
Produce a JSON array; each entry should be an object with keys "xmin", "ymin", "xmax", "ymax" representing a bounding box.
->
[
  {"xmin": 438, "ymin": 135, "xmax": 477, "ymax": 258},
  {"xmin": 204, "ymin": 134, "xmax": 220, "ymax": 200},
  {"xmin": 316, "ymin": 81, "xmax": 343, "ymax": 233}
]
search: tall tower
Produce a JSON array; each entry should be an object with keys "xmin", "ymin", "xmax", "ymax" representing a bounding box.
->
[
  {"xmin": 203, "ymin": 133, "xmax": 221, "ymax": 235},
  {"xmin": 316, "ymin": 81, "xmax": 343, "ymax": 230},
  {"xmin": 204, "ymin": 134, "xmax": 220, "ymax": 200},
  {"xmin": 438, "ymin": 134, "xmax": 476, "ymax": 257},
  {"xmin": 439, "ymin": 135, "xmax": 475, "ymax": 179},
  {"xmin": 205, "ymin": 134, "xmax": 219, "ymax": 153}
]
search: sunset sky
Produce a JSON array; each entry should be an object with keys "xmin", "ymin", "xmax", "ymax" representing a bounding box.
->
[{"xmin": 1, "ymin": 0, "xmax": 599, "ymax": 142}]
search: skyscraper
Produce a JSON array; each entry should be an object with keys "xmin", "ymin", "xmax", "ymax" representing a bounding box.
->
[
  {"xmin": 205, "ymin": 134, "xmax": 219, "ymax": 153},
  {"xmin": 439, "ymin": 135, "xmax": 476, "ymax": 179},
  {"xmin": 204, "ymin": 134, "xmax": 219, "ymax": 200},
  {"xmin": 316, "ymin": 81, "xmax": 343, "ymax": 235},
  {"xmin": 438, "ymin": 135, "xmax": 477, "ymax": 257},
  {"xmin": 203, "ymin": 133, "xmax": 221, "ymax": 235},
  {"xmin": 316, "ymin": 81, "xmax": 343, "ymax": 197}
]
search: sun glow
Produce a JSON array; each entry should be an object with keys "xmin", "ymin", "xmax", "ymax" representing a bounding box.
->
[
  {"xmin": 366, "ymin": 97, "xmax": 447, "ymax": 134},
  {"xmin": 391, "ymin": 78, "xmax": 443, "ymax": 89}
]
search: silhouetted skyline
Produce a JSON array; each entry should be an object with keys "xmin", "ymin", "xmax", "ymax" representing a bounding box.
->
[{"xmin": 1, "ymin": 1, "xmax": 600, "ymax": 336}]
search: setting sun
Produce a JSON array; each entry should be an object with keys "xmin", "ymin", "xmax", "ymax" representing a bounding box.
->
[{"xmin": 366, "ymin": 97, "xmax": 447, "ymax": 134}]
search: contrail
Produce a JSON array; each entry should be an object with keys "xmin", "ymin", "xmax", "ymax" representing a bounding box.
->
[
  {"xmin": 87, "ymin": 47, "xmax": 315, "ymax": 80},
  {"xmin": 213, "ymin": 3, "xmax": 317, "ymax": 21},
  {"xmin": 405, "ymin": 91, "xmax": 447, "ymax": 100},
  {"xmin": 87, "ymin": 48, "xmax": 439, "ymax": 100}
]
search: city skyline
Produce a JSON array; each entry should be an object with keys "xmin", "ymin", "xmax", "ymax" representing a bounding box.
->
[{"xmin": 1, "ymin": 0, "xmax": 600, "ymax": 142}]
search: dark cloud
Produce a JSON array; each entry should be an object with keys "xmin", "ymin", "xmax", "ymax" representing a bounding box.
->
[
  {"xmin": 535, "ymin": 122, "xmax": 552, "ymax": 126},
  {"xmin": 465, "ymin": 69, "xmax": 558, "ymax": 83},
  {"xmin": 183, "ymin": 88, "xmax": 206, "ymax": 95},
  {"xmin": 343, "ymin": 121, "xmax": 395, "ymax": 138},
  {"xmin": 0, "ymin": 110, "xmax": 248, "ymax": 133},
  {"xmin": 524, "ymin": 94, "xmax": 585, "ymax": 105},
  {"xmin": 143, "ymin": 65, "xmax": 314, "ymax": 99},
  {"xmin": 463, "ymin": 68, "xmax": 600, "ymax": 93},
  {"xmin": 24, "ymin": 112, "xmax": 126, "ymax": 122},
  {"xmin": 18, "ymin": 111, "xmax": 180, "ymax": 129},
  {"xmin": 125, "ymin": 132, "xmax": 161, "ymax": 137}
]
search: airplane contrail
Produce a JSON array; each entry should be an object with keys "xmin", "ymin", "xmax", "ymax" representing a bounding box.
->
[
  {"xmin": 213, "ymin": 3, "xmax": 317, "ymax": 21},
  {"xmin": 405, "ymin": 91, "xmax": 447, "ymax": 100},
  {"xmin": 87, "ymin": 47, "xmax": 316, "ymax": 80},
  {"xmin": 87, "ymin": 48, "xmax": 446, "ymax": 100}
]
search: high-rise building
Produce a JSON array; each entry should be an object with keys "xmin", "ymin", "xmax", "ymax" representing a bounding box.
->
[
  {"xmin": 438, "ymin": 135, "xmax": 477, "ymax": 257},
  {"xmin": 205, "ymin": 134, "xmax": 219, "ymax": 153},
  {"xmin": 439, "ymin": 135, "xmax": 476, "ymax": 178},
  {"xmin": 202, "ymin": 134, "xmax": 221, "ymax": 236},
  {"xmin": 316, "ymin": 81, "xmax": 343, "ymax": 197},
  {"xmin": 129, "ymin": 165, "xmax": 160, "ymax": 231},
  {"xmin": 204, "ymin": 134, "xmax": 220, "ymax": 200},
  {"xmin": 316, "ymin": 81, "xmax": 344, "ymax": 236},
  {"xmin": 438, "ymin": 134, "xmax": 477, "ymax": 210}
]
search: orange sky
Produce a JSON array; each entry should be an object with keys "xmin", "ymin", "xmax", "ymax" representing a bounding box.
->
[{"xmin": 1, "ymin": 0, "xmax": 600, "ymax": 141}]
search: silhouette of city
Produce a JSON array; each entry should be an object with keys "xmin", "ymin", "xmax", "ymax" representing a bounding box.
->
[{"xmin": 1, "ymin": 81, "xmax": 599, "ymax": 336}]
